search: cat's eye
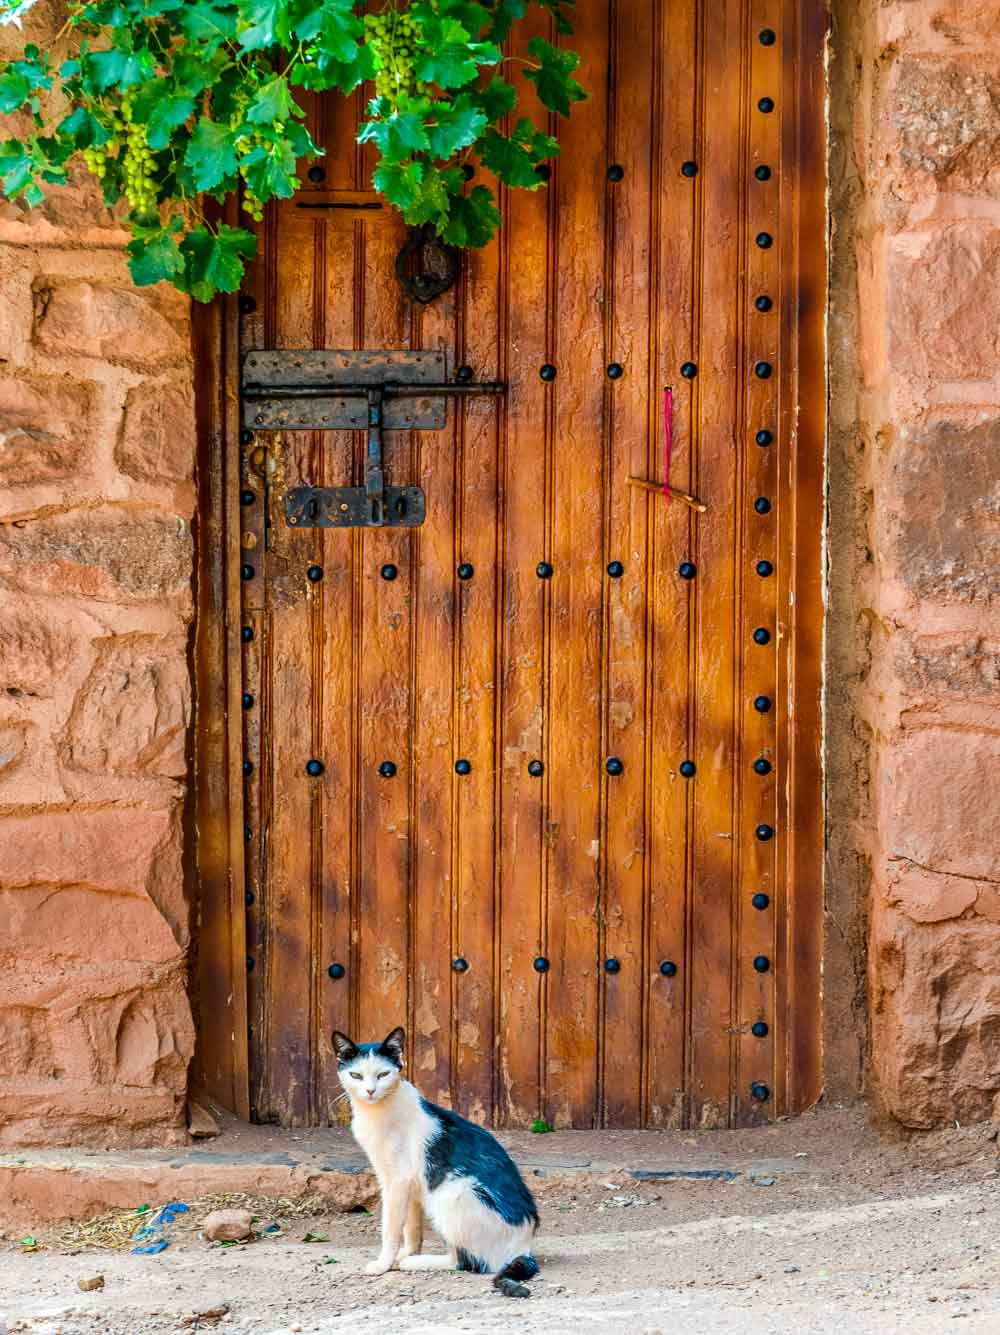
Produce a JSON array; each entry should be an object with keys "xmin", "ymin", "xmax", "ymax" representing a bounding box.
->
[
  {"xmin": 377, "ymin": 1070, "xmax": 390, "ymax": 1080},
  {"xmin": 350, "ymin": 1072, "xmax": 363, "ymax": 1080}
]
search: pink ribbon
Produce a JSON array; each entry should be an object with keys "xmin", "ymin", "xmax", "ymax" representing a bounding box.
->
[{"xmin": 662, "ymin": 386, "xmax": 673, "ymax": 501}]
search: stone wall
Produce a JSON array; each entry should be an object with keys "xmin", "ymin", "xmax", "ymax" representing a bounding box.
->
[
  {"xmin": 831, "ymin": 0, "xmax": 1000, "ymax": 1127},
  {"xmin": 0, "ymin": 7, "xmax": 195, "ymax": 1146}
]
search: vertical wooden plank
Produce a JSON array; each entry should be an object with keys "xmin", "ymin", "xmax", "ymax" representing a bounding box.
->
[
  {"xmin": 355, "ymin": 211, "xmax": 413, "ymax": 1043},
  {"xmin": 686, "ymin": 0, "xmax": 745, "ymax": 1128},
  {"xmin": 543, "ymin": 2, "xmax": 608, "ymax": 1129},
  {"xmin": 495, "ymin": 6, "xmax": 550, "ymax": 1127},
  {"xmin": 601, "ymin": 0, "xmax": 654, "ymax": 1128},
  {"xmin": 453, "ymin": 237, "xmax": 503, "ymax": 1123},
  {"xmin": 645, "ymin": 0, "xmax": 699, "ymax": 1129},
  {"xmin": 409, "ymin": 285, "xmax": 458, "ymax": 1110}
]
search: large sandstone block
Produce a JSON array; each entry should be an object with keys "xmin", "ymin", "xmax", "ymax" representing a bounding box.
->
[
  {"xmin": 116, "ymin": 378, "xmax": 196, "ymax": 485},
  {"xmin": 0, "ymin": 603, "xmax": 80, "ymax": 697},
  {"xmin": 879, "ymin": 418, "xmax": 1000, "ymax": 603},
  {"xmin": 0, "ymin": 373, "xmax": 98, "ymax": 487},
  {"xmin": 66, "ymin": 634, "xmax": 189, "ymax": 777},
  {"xmin": 892, "ymin": 58, "xmax": 1000, "ymax": 197},
  {"xmin": 0, "ymin": 505, "xmax": 192, "ymax": 604},
  {"xmin": 32, "ymin": 279, "xmax": 189, "ymax": 369},
  {"xmin": 878, "ymin": 727, "xmax": 1000, "ymax": 882},
  {"xmin": 895, "ymin": 631, "xmax": 1000, "ymax": 697},
  {"xmin": 872, "ymin": 908, "xmax": 1000, "ymax": 1127}
]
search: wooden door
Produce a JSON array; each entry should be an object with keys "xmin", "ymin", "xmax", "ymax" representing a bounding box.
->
[{"xmin": 195, "ymin": 0, "xmax": 826, "ymax": 1129}]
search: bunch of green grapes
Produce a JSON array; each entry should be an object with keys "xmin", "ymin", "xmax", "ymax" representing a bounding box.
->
[
  {"xmin": 236, "ymin": 123, "xmax": 267, "ymax": 222},
  {"xmin": 120, "ymin": 91, "xmax": 157, "ymax": 215},
  {"xmin": 363, "ymin": 5, "xmax": 426, "ymax": 102}
]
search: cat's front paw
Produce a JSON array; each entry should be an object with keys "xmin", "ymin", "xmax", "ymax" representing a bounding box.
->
[{"xmin": 365, "ymin": 1257, "xmax": 393, "ymax": 1276}]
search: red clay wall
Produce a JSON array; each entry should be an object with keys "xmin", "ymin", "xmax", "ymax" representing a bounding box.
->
[
  {"xmin": 831, "ymin": 0, "xmax": 1000, "ymax": 1127},
  {"xmin": 0, "ymin": 6, "xmax": 196, "ymax": 1146}
]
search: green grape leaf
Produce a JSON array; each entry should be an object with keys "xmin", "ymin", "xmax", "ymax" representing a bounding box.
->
[
  {"xmin": 0, "ymin": 139, "xmax": 34, "ymax": 197},
  {"xmin": 372, "ymin": 158, "xmax": 424, "ymax": 211},
  {"xmin": 85, "ymin": 46, "xmax": 155, "ymax": 92},
  {"xmin": 486, "ymin": 0, "xmax": 525, "ymax": 42},
  {"xmin": 239, "ymin": 139, "xmax": 299, "ymax": 199},
  {"xmin": 144, "ymin": 92, "xmax": 197, "ymax": 150},
  {"xmin": 246, "ymin": 75, "xmax": 300, "ymax": 125},
  {"xmin": 180, "ymin": 222, "xmax": 256, "ymax": 301},
  {"xmin": 426, "ymin": 96, "xmax": 486, "ymax": 160},
  {"xmin": 172, "ymin": 49, "xmax": 230, "ymax": 96},
  {"xmin": 539, "ymin": 0, "xmax": 576, "ymax": 36},
  {"xmin": 440, "ymin": 183, "xmax": 500, "ymax": 247},
  {"xmin": 469, "ymin": 75, "xmax": 515, "ymax": 123},
  {"xmin": 184, "ymin": 117, "xmax": 239, "ymax": 191},
  {"xmin": 523, "ymin": 36, "xmax": 586, "ymax": 116},
  {"xmin": 359, "ymin": 109, "xmax": 431, "ymax": 163},
  {"xmin": 291, "ymin": 40, "xmax": 375, "ymax": 93},
  {"xmin": 401, "ymin": 165, "xmax": 454, "ymax": 226},
  {"xmin": 127, "ymin": 216, "xmax": 186, "ymax": 286},
  {"xmin": 478, "ymin": 119, "xmax": 556, "ymax": 188},
  {"xmin": 413, "ymin": 18, "xmax": 499, "ymax": 89},
  {"xmin": 0, "ymin": 71, "xmax": 31, "ymax": 114},
  {"xmin": 237, "ymin": 0, "xmax": 289, "ymax": 50},
  {"xmin": 180, "ymin": 1, "xmax": 239, "ymax": 45},
  {"xmin": 290, "ymin": 0, "xmax": 362, "ymax": 62}
]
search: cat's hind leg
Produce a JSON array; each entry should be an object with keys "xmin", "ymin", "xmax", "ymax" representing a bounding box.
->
[
  {"xmin": 397, "ymin": 1253, "xmax": 457, "ymax": 1271},
  {"xmin": 396, "ymin": 1193, "xmax": 423, "ymax": 1262}
]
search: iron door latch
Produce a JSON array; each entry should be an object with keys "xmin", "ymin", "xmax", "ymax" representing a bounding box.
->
[{"xmin": 240, "ymin": 349, "xmax": 505, "ymax": 528}]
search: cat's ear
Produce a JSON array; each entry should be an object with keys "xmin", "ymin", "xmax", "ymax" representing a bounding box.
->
[
  {"xmin": 380, "ymin": 1026, "xmax": 405, "ymax": 1067},
  {"xmin": 332, "ymin": 1030, "xmax": 358, "ymax": 1063}
]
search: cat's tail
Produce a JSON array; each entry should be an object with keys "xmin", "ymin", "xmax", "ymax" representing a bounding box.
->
[{"xmin": 493, "ymin": 1254, "xmax": 540, "ymax": 1284}]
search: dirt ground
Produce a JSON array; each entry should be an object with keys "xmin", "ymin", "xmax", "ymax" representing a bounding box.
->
[{"xmin": 2, "ymin": 1107, "xmax": 999, "ymax": 1334}]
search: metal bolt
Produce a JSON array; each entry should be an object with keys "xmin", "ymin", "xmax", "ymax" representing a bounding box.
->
[
  {"xmin": 753, "ymin": 757, "xmax": 772, "ymax": 775},
  {"xmin": 752, "ymin": 892, "xmax": 770, "ymax": 910},
  {"xmin": 241, "ymin": 626, "xmax": 254, "ymax": 643},
  {"xmin": 381, "ymin": 563, "xmax": 398, "ymax": 581},
  {"xmin": 678, "ymin": 561, "xmax": 697, "ymax": 580},
  {"xmin": 240, "ymin": 489, "xmax": 256, "ymax": 506},
  {"xmin": 751, "ymin": 1021, "xmax": 769, "ymax": 1038},
  {"xmin": 756, "ymin": 428, "xmax": 773, "ymax": 446},
  {"xmin": 753, "ymin": 627, "xmax": 771, "ymax": 645},
  {"xmin": 242, "ymin": 693, "xmax": 254, "ymax": 709},
  {"xmin": 681, "ymin": 160, "xmax": 698, "ymax": 178},
  {"xmin": 754, "ymin": 361, "xmax": 773, "ymax": 379},
  {"xmin": 307, "ymin": 565, "xmax": 324, "ymax": 582},
  {"xmin": 536, "ymin": 561, "xmax": 554, "ymax": 579},
  {"xmin": 607, "ymin": 561, "xmax": 624, "ymax": 578},
  {"xmin": 528, "ymin": 759, "xmax": 544, "ymax": 777},
  {"xmin": 606, "ymin": 362, "xmax": 624, "ymax": 380},
  {"xmin": 754, "ymin": 496, "xmax": 772, "ymax": 514},
  {"xmin": 452, "ymin": 957, "xmax": 469, "ymax": 973},
  {"xmin": 756, "ymin": 823, "xmax": 775, "ymax": 841},
  {"xmin": 756, "ymin": 559, "xmax": 774, "ymax": 577},
  {"xmin": 307, "ymin": 164, "xmax": 326, "ymax": 182},
  {"xmin": 759, "ymin": 28, "xmax": 776, "ymax": 44},
  {"xmin": 756, "ymin": 232, "xmax": 773, "ymax": 250},
  {"xmin": 238, "ymin": 295, "xmax": 256, "ymax": 314},
  {"xmin": 607, "ymin": 163, "xmax": 625, "ymax": 182},
  {"xmin": 457, "ymin": 562, "xmax": 474, "ymax": 580},
  {"xmin": 604, "ymin": 958, "xmax": 621, "ymax": 974},
  {"xmin": 533, "ymin": 956, "xmax": 550, "ymax": 973},
  {"xmin": 753, "ymin": 955, "xmax": 770, "ymax": 973},
  {"xmin": 240, "ymin": 428, "xmax": 254, "ymax": 446},
  {"xmin": 680, "ymin": 361, "xmax": 698, "ymax": 379},
  {"xmin": 679, "ymin": 760, "xmax": 696, "ymax": 778},
  {"xmin": 757, "ymin": 96, "xmax": 775, "ymax": 113},
  {"xmin": 243, "ymin": 760, "xmax": 253, "ymax": 777},
  {"xmin": 754, "ymin": 695, "xmax": 772, "ymax": 713},
  {"xmin": 606, "ymin": 757, "xmax": 624, "ymax": 776},
  {"xmin": 755, "ymin": 164, "xmax": 772, "ymax": 181},
  {"xmin": 660, "ymin": 960, "xmax": 678, "ymax": 977},
  {"xmin": 755, "ymin": 295, "xmax": 773, "ymax": 312},
  {"xmin": 750, "ymin": 1081, "xmax": 771, "ymax": 1101},
  {"xmin": 245, "ymin": 889, "xmax": 255, "ymax": 907},
  {"xmin": 456, "ymin": 365, "xmax": 474, "ymax": 382},
  {"xmin": 455, "ymin": 759, "xmax": 471, "ymax": 775},
  {"xmin": 539, "ymin": 364, "xmax": 557, "ymax": 382},
  {"xmin": 328, "ymin": 962, "xmax": 346, "ymax": 980},
  {"xmin": 379, "ymin": 760, "xmax": 397, "ymax": 778},
  {"xmin": 306, "ymin": 759, "xmax": 325, "ymax": 777},
  {"xmin": 241, "ymin": 563, "xmax": 255, "ymax": 581}
]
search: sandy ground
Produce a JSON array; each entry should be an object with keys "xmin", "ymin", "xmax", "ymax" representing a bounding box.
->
[{"xmin": 2, "ymin": 1107, "xmax": 999, "ymax": 1334}]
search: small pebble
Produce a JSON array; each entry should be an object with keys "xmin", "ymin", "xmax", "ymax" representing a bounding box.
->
[
  {"xmin": 494, "ymin": 1277, "xmax": 530, "ymax": 1299},
  {"xmin": 77, "ymin": 1275, "xmax": 104, "ymax": 1292}
]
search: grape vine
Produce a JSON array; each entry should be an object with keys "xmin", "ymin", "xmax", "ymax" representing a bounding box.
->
[{"xmin": 0, "ymin": 0, "xmax": 586, "ymax": 301}]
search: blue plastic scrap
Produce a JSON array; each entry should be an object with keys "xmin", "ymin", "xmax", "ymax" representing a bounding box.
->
[{"xmin": 130, "ymin": 1201, "xmax": 190, "ymax": 1255}]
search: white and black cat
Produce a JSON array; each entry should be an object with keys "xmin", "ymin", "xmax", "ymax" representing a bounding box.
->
[{"xmin": 332, "ymin": 1026, "xmax": 540, "ymax": 1282}]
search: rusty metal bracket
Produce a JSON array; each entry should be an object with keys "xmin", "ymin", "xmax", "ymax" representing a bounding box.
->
[{"xmin": 241, "ymin": 350, "xmax": 505, "ymax": 529}]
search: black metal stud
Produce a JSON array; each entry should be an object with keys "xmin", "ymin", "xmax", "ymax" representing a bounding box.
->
[
  {"xmin": 307, "ymin": 164, "xmax": 326, "ymax": 182},
  {"xmin": 756, "ymin": 232, "xmax": 773, "ymax": 250},
  {"xmin": 660, "ymin": 960, "xmax": 678, "ymax": 977},
  {"xmin": 754, "ymin": 361, "xmax": 773, "ymax": 380},
  {"xmin": 452, "ymin": 957, "xmax": 469, "ymax": 973},
  {"xmin": 241, "ymin": 626, "xmax": 254, "ymax": 643},
  {"xmin": 753, "ymin": 757, "xmax": 772, "ymax": 775},
  {"xmin": 753, "ymin": 955, "xmax": 770, "ymax": 973},
  {"xmin": 379, "ymin": 760, "xmax": 397, "ymax": 778},
  {"xmin": 759, "ymin": 27, "xmax": 776, "ymax": 45},
  {"xmin": 533, "ymin": 956, "xmax": 550, "ymax": 973},
  {"xmin": 243, "ymin": 760, "xmax": 253, "ymax": 777},
  {"xmin": 679, "ymin": 760, "xmax": 696, "ymax": 778},
  {"xmin": 680, "ymin": 361, "xmax": 698, "ymax": 379},
  {"xmin": 245, "ymin": 824, "xmax": 253, "ymax": 841},
  {"xmin": 606, "ymin": 757, "xmax": 624, "ymax": 776},
  {"xmin": 380, "ymin": 563, "xmax": 398, "ymax": 581},
  {"xmin": 536, "ymin": 561, "xmax": 554, "ymax": 579},
  {"xmin": 752, "ymin": 891, "xmax": 770, "ymax": 910},
  {"xmin": 328, "ymin": 962, "xmax": 346, "ymax": 980},
  {"xmin": 607, "ymin": 362, "xmax": 624, "ymax": 380},
  {"xmin": 607, "ymin": 163, "xmax": 625, "ymax": 182},
  {"xmin": 534, "ymin": 163, "xmax": 550, "ymax": 182},
  {"xmin": 604, "ymin": 958, "xmax": 621, "ymax": 974},
  {"xmin": 242, "ymin": 692, "xmax": 254, "ymax": 709},
  {"xmin": 754, "ymin": 164, "xmax": 772, "ymax": 181},
  {"xmin": 750, "ymin": 1081, "xmax": 771, "ymax": 1102},
  {"xmin": 754, "ymin": 496, "xmax": 772, "ymax": 514},
  {"xmin": 681, "ymin": 160, "xmax": 698, "ymax": 178},
  {"xmin": 540, "ymin": 363, "xmax": 557, "ymax": 381},
  {"xmin": 240, "ymin": 428, "xmax": 254, "ymax": 446},
  {"xmin": 238, "ymin": 295, "xmax": 256, "ymax": 314},
  {"xmin": 678, "ymin": 561, "xmax": 697, "ymax": 580},
  {"xmin": 528, "ymin": 759, "xmax": 544, "ymax": 777},
  {"xmin": 751, "ymin": 1021, "xmax": 769, "ymax": 1038},
  {"xmin": 456, "ymin": 364, "xmax": 474, "ymax": 382},
  {"xmin": 463, "ymin": 163, "xmax": 477, "ymax": 181},
  {"xmin": 755, "ymin": 428, "xmax": 773, "ymax": 446},
  {"xmin": 455, "ymin": 758, "xmax": 471, "ymax": 775},
  {"xmin": 755, "ymin": 295, "xmax": 773, "ymax": 312},
  {"xmin": 607, "ymin": 561, "xmax": 624, "ymax": 578},
  {"xmin": 457, "ymin": 562, "xmax": 474, "ymax": 580},
  {"xmin": 240, "ymin": 488, "xmax": 256, "ymax": 506},
  {"xmin": 307, "ymin": 565, "xmax": 324, "ymax": 582},
  {"xmin": 757, "ymin": 96, "xmax": 775, "ymax": 113},
  {"xmin": 306, "ymin": 759, "xmax": 325, "ymax": 777},
  {"xmin": 245, "ymin": 889, "xmax": 255, "ymax": 907},
  {"xmin": 752, "ymin": 627, "xmax": 771, "ymax": 645},
  {"xmin": 754, "ymin": 695, "xmax": 772, "ymax": 713},
  {"xmin": 756, "ymin": 823, "xmax": 775, "ymax": 841},
  {"xmin": 247, "ymin": 955, "xmax": 255, "ymax": 971},
  {"xmin": 241, "ymin": 563, "xmax": 255, "ymax": 581},
  {"xmin": 756, "ymin": 559, "xmax": 774, "ymax": 577}
]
